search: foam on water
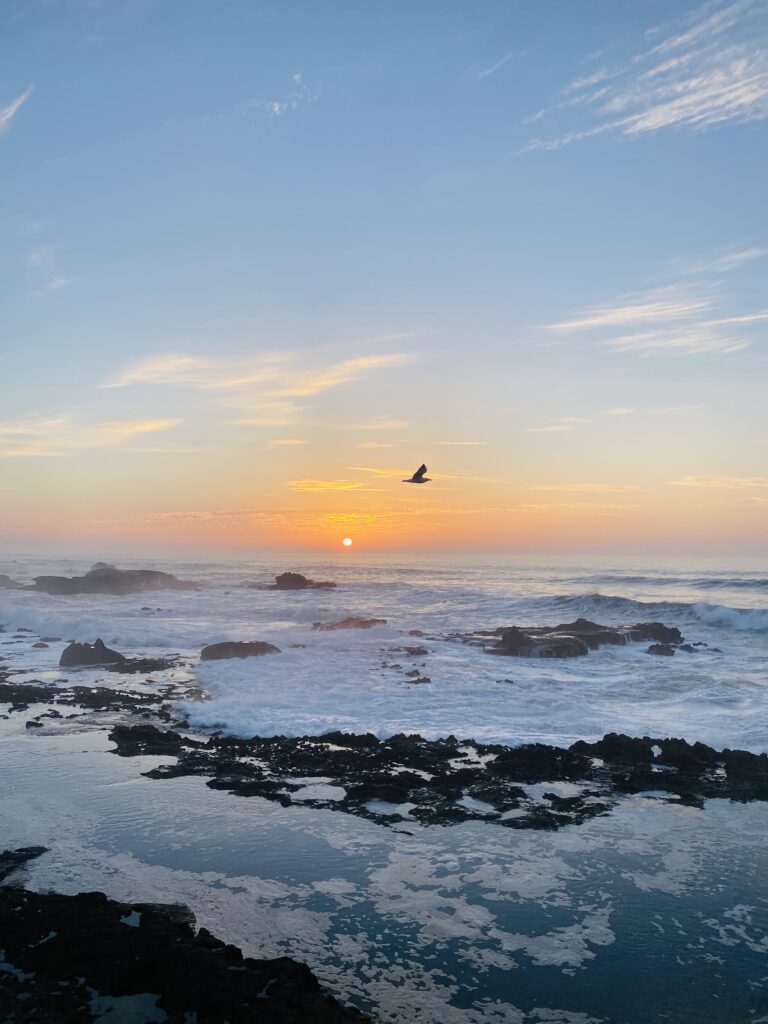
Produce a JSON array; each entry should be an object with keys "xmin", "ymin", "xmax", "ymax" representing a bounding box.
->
[{"xmin": 1, "ymin": 552, "xmax": 766, "ymax": 750}]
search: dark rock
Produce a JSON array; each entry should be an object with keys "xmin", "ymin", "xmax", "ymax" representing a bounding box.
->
[
  {"xmin": 250, "ymin": 571, "xmax": 337, "ymax": 591},
  {"xmin": 41, "ymin": 635, "xmax": 61, "ymax": 642},
  {"xmin": 647, "ymin": 643, "xmax": 675, "ymax": 656},
  {"xmin": 0, "ymin": 574, "xmax": 21, "ymax": 589},
  {"xmin": 107, "ymin": 656, "xmax": 181, "ymax": 674},
  {"xmin": 109, "ymin": 724, "xmax": 191, "ymax": 756},
  {"xmin": 60, "ymin": 639, "xmax": 127, "ymax": 667},
  {"xmin": 32, "ymin": 564, "xmax": 199, "ymax": 596},
  {"xmin": 0, "ymin": 845, "xmax": 47, "ymax": 882},
  {"xmin": 32, "ymin": 641, "xmax": 49, "ymax": 648},
  {"xmin": 201, "ymin": 640, "xmax": 281, "ymax": 661},
  {"xmin": 489, "ymin": 626, "xmax": 590, "ymax": 658},
  {"xmin": 312, "ymin": 617, "xmax": 387, "ymax": 631},
  {"xmin": 0, "ymin": 876, "xmax": 371, "ymax": 1023}
]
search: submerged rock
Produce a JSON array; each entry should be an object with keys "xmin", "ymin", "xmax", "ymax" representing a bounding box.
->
[
  {"xmin": 32, "ymin": 563, "xmax": 199, "ymax": 596},
  {"xmin": 312, "ymin": 617, "xmax": 387, "ymax": 631},
  {"xmin": 200, "ymin": 640, "xmax": 281, "ymax": 661},
  {"xmin": 647, "ymin": 643, "xmax": 675, "ymax": 656},
  {"xmin": 60, "ymin": 639, "xmax": 127, "ymax": 667},
  {"xmin": 0, "ymin": 859, "xmax": 371, "ymax": 1023}
]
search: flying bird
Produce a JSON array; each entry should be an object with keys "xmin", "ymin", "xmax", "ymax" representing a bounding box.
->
[{"xmin": 403, "ymin": 463, "xmax": 431, "ymax": 484}]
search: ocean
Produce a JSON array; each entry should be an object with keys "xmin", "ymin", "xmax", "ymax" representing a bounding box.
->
[
  {"xmin": 1, "ymin": 551, "xmax": 767, "ymax": 749},
  {"xmin": 2, "ymin": 551, "xmax": 767, "ymax": 1023}
]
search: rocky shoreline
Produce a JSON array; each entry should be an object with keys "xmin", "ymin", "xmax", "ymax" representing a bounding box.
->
[{"xmin": 0, "ymin": 848, "xmax": 374, "ymax": 1023}]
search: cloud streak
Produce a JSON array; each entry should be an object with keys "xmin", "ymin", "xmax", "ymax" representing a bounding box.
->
[
  {"xmin": 0, "ymin": 87, "xmax": 32, "ymax": 136},
  {"xmin": 525, "ymin": 0, "xmax": 768, "ymax": 150}
]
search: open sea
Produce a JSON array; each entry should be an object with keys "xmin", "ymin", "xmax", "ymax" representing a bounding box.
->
[{"xmin": 2, "ymin": 551, "xmax": 767, "ymax": 1023}]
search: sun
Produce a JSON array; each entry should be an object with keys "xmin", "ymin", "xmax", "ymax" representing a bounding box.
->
[{"xmin": 342, "ymin": 537, "xmax": 353, "ymax": 547}]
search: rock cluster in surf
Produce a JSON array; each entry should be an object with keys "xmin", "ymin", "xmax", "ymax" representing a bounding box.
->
[{"xmin": 31, "ymin": 562, "xmax": 199, "ymax": 596}]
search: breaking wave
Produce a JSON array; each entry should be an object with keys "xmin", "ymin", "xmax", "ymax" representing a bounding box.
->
[{"xmin": 536, "ymin": 592, "xmax": 768, "ymax": 632}]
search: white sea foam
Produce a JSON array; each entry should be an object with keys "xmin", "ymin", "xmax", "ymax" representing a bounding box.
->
[{"xmin": 1, "ymin": 553, "xmax": 766, "ymax": 750}]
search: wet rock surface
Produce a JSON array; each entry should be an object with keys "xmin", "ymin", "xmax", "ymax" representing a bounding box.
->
[
  {"xmin": 60, "ymin": 638, "xmax": 127, "ymax": 667},
  {"xmin": 108, "ymin": 723, "xmax": 768, "ymax": 829},
  {"xmin": 250, "ymin": 572, "xmax": 337, "ymax": 591},
  {"xmin": 313, "ymin": 617, "xmax": 388, "ymax": 631},
  {"xmin": 452, "ymin": 618, "xmax": 691, "ymax": 658},
  {"xmin": 0, "ymin": 849, "xmax": 371, "ymax": 1024},
  {"xmin": 201, "ymin": 640, "xmax": 282, "ymax": 661},
  {"xmin": 31, "ymin": 562, "xmax": 199, "ymax": 596}
]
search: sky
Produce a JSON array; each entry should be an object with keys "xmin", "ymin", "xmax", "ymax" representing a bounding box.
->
[{"xmin": 1, "ymin": 0, "xmax": 767, "ymax": 555}]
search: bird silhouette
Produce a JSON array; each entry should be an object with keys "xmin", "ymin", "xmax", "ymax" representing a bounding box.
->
[{"xmin": 403, "ymin": 463, "xmax": 431, "ymax": 484}]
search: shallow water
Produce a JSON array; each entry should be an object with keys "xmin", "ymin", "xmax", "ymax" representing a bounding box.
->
[{"xmin": 2, "ymin": 713, "xmax": 768, "ymax": 1024}]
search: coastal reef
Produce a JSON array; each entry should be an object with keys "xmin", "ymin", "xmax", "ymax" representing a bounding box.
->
[{"xmin": 109, "ymin": 724, "xmax": 768, "ymax": 830}]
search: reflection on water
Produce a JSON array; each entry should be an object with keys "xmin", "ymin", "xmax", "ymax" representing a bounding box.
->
[{"xmin": 2, "ymin": 719, "xmax": 768, "ymax": 1024}]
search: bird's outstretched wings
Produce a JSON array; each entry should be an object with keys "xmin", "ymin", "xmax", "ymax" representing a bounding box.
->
[{"xmin": 414, "ymin": 464, "xmax": 427, "ymax": 480}]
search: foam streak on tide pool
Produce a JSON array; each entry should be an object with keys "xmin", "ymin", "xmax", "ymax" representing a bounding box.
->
[{"xmin": 1, "ymin": 552, "xmax": 766, "ymax": 751}]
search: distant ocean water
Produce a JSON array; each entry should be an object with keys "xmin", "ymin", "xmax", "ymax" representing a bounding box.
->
[{"xmin": 1, "ymin": 552, "xmax": 767, "ymax": 751}]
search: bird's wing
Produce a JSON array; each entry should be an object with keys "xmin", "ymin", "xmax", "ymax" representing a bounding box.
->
[{"xmin": 414, "ymin": 464, "xmax": 427, "ymax": 479}]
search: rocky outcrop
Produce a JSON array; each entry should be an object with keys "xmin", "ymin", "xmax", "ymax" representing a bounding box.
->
[
  {"xmin": 250, "ymin": 572, "xmax": 337, "ymax": 591},
  {"xmin": 0, "ymin": 849, "xmax": 372, "ymax": 1023},
  {"xmin": 59, "ymin": 639, "xmax": 127, "ymax": 667},
  {"xmin": 647, "ymin": 643, "xmax": 675, "ymax": 656},
  {"xmin": 0, "ymin": 573, "xmax": 21, "ymax": 589},
  {"xmin": 200, "ymin": 640, "xmax": 281, "ymax": 661},
  {"xmin": 312, "ymin": 617, "xmax": 387, "ymax": 631},
  {"xmin": 454, "ymin": 618, "xmax": 686, "ymax": 658},
  {"xmin": 112, "ymin": 724, "xmax": 768, "ymax": 829},
  {"xmin": 32, "ymin": 563, "xmax": 199, "ymax": 596},
  {"xmin": 488, "ymin": 626, "xmax": 589, "ymax": 658}
]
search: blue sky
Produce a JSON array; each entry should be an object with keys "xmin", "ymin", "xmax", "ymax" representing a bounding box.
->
[{"xmin": 1, "ymin": 0, "xmax": 767, "ymax": 552}]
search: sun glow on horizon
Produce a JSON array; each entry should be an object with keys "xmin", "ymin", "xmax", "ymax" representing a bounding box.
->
[{"xmin": 342, "ymin": 537, "xmax": 353, "ymax": 547}]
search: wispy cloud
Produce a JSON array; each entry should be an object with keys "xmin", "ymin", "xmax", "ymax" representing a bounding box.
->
[
  {"xmin": 268, "ymin": 438, "xmax": 306, "ymax": 447},
  {"xmin": 438, "ymin": 440, "xmax": 488, "ymax": 446},
  {"xmin": 33, "ymin": 275, "xmax": 73, "ymax": 296},
  {"xmin": 477, "ymin": 49, "xmax": 518, "ymax": 80},
  {"xmin": 0, "ymin": 416, "xmax": 181, "ymax": 457},
  {"xmin": 0, "ymin": 86, "xmax": 32, "ymax": 136},
  {"xmin": 353, "ymin": 416, "xmax": 411, "ymax": 431},
  {"xmin": 249, "ymin": 72, "xmax": 318, "ymax": 119},
  {"xmin": 524, "ymin": 0, "xmax": 768, "ymax": 150},
  {"xmin": 668, "ymin": 474, "xmax": 768, "ymax": 488},
  {"xmin": 546, "ymin": 287, "xmax": 712, "ymax": 332},
  {"xmin": 601, "ymin": 407, "xmax": 636, "ymax": 416},
  {"xmin": 508, "ymin": 502, "xmax": 639, "ymax": 513},
  {"xmin": 545, "ymin": 273, "xmax": 767, "ymax": 356},
  {"xmin": 528, "ymin": 483, "xmax": 642, "ymax": 493},
  {"xmin": 354, "ymin": 441, "xmax": 400, "ymax": 449},
  {"xmin": 107, "ymin": 349, "xmax": 414, "ymax": 426},
  {"xmin": 290, "ymin": 479, "xmax": 375, "ymax": 492},
  {"xmin": 525, "ymin": 424, "xmax": 574, "ymax": 433}
]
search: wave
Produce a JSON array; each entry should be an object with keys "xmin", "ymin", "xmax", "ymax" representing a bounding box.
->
[
  {"xmin": 536, "ymin": 592, "xmax": 768, "ymax": 632},
  {"xmin": 568, "ymin": 574, "xmax": 768, "ymax": 591}
]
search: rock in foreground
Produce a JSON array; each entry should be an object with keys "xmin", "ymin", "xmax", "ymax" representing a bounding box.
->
[
  {"xmin": 60, "ymin": 639, "xmax": 127, "ymax": 667},
  {"xmin": 0, "ymin": 850, "xmax": 371, "ymax": 1023},
  {"xmin": 32, "ymin": 562, "xmax": 199, "ymax": 596},
  {"xmin": 201, "ymin": 640, "xmax": 281, "ymax": 661}
]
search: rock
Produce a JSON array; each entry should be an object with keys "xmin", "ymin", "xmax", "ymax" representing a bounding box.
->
[
  {"xmin": 59, "ymin": 639, "xmax": 127, "ymax": 668},
  {"xmin": 41, "ymin": 636, "xmax": 61, "ymax": 642},
  {"xmin": 200, "ymin": 640, "xmax": 281, "ymax": 661},
  {"xmin": 0, "ymin": 873, "xmax": 372, "ymax": 1023},
  {"xmin": 32, "ymin": 641, "xmax": 49, "ymax": 648},
  {"xmin": 0, "ymin": 845, "xmax": 48, "ymax": 883},
  {"xmin": 647, "ymin": 643, "xmax": 675, "ymax": 656},
  {"xmin": 488, "ymin": 626, "xmax": 590, "ymax": 658},
  {"xmin": 312, "ymin": 617, "xmax": 387, "ymax": 631},
  {"xmin": 32, "ymin": 564, "xmax": 198, "ymax": 596},
  {"xmin": 451, "ymin": 618, "xmax": 686, "ymax": 659},
  {"xmin": 0, "ymin": 574, "xmax": 21, "ymax": 589},
  {"xmin": 107, "ymin": 656, "xmax": 180, "ymax": 674},
  {"xmin": 249, "ymin": 571, "xmax": 337, "ymax": 591}
]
